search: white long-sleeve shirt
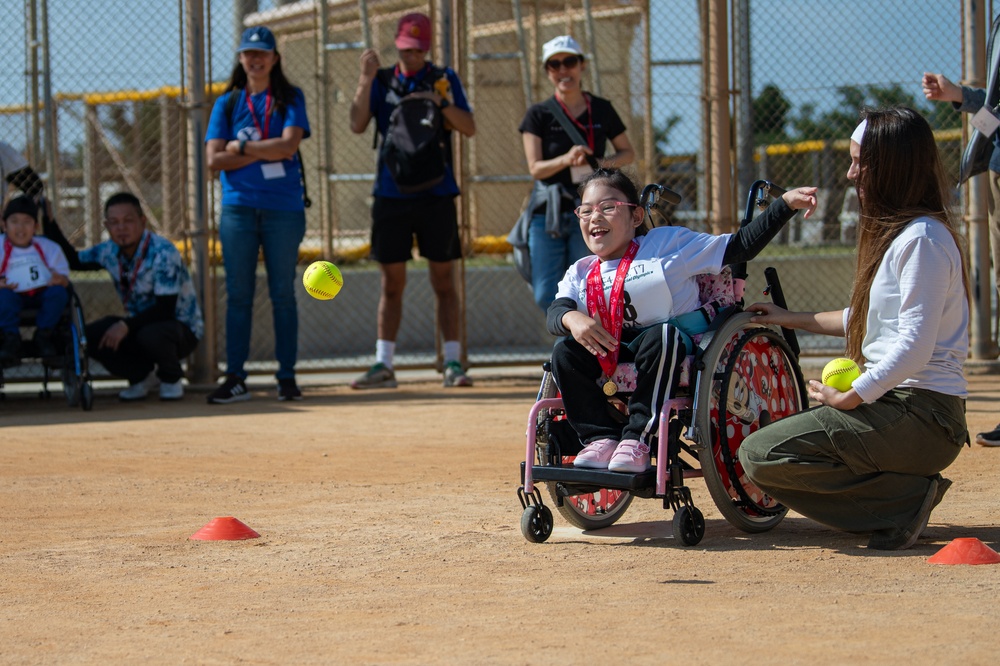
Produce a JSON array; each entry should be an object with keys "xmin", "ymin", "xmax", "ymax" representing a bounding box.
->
[{"xmin": 848, "ymin": 216, "xmax": 968, "ymax": 402}]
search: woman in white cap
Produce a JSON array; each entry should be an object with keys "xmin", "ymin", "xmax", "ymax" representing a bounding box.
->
[
  {"xmin": 205, "ymin": 26, "xmax": 311, "ymax": 404},
  {"xmin": 739, "ymin": 107, "xmax": 969, "ymax": 550},
  {"xmin": 512, "ymin": 35, "xmax": 635, "ymax": 312}
]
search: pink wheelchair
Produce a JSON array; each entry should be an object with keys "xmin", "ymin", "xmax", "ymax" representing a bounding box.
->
[{"xmin": 516, "ymin": 181, "xmax": 807, "ymax": 546}]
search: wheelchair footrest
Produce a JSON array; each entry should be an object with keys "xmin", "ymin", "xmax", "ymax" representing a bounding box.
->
[{"xmin": 530, "ymin": 464, "xmax": 656, "ymax": 493}]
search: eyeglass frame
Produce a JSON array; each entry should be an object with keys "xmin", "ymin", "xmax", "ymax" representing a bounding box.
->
[
  {"xmin": 574, "ymin": 200, "xmax": 639, "ymax": 220},
  {"xmin": 544, "ymin": 55, "xmax": 582, "ymax": 71}
]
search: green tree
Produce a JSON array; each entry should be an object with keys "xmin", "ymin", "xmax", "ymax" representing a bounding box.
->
[
  {"xmin": 792, "ymin": 84, "xmax": 921, "ymax": 141},
  {"xmin": 751, "ymin": 83, "xmax": 792, "ymax": 145}
]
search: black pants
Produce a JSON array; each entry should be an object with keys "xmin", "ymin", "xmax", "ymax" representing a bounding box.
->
[
  {"xmin": 87, "ymin": 316, "xmax": 198, "ymax": 385},
  {"xmin": 551, "ymin": 324, "xmax": 687, "ymax": 446}
]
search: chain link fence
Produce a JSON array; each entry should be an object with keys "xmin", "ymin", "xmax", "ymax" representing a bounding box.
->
[{"xmin": 0, "ymin": 0, "xmax": 979, "ymax": 383}]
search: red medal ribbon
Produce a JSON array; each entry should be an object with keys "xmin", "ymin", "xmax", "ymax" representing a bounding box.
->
[
  {"xmin": 555, "ymin": 92, "xmax": 595, "ymax": 151},
  {"xmin": 118, "ymin": 232, "xmax": 152, "ymax": 309},
  {"xmin": 585, "ymin": 240, "xmax": 639, "ymax": 378},
  {"xmin": 246, "ymin": 88, "xmax": 272, "ymax": 140}
]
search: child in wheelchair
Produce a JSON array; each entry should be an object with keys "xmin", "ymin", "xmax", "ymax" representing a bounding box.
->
[
  {"xmin": 546, "ymin": 168, "xmax": 817, "ymax": 474},
  {"xmin": 0, "ymin": 195, "xmax": 70, "ymax": 365}
]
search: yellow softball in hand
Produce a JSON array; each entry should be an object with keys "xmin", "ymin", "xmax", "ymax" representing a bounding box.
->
[
  {"xmin": 302, "ymin": 261, "xmax": 344, "ymax": 301},
  {"xmin": 821, "ymin": 357, "xmax": 861, "ymax": 392}
]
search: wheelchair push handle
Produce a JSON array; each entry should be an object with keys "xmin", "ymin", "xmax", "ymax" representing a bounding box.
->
[
  {"xmin": 732, "ymin": 179, "xmax": 787, "ymax": 284},
  {"xmin": 763, "ymin": 266, "xmax": 800, "ymax": 357},
  {"xmin": 640, "ymin": 183, "xmax": 682, "ymax": 221},
  {"xmin": 742, "ymin": 179, "xmax": 785, "ymax": 225}
]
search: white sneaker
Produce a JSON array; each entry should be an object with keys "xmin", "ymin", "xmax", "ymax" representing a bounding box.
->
[
  {"xmin": 143, "ymin": 371, "xmax": 161, "ymax": 391},
  {"xmin": 159, "ymin": 379, "xmax": 184, "ymax": 401},
  {"xmin": 119, "ymin": 382, "xmax": 149, "ymax": 402}
]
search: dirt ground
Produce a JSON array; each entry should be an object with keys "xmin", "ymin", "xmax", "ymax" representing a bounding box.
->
[{"xmin": 2, "ymin": 367, "xmax": 1000, "ymax": 665}]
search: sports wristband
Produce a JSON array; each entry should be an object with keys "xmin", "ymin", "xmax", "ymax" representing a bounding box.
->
[{"xmin": 239, "ymin": 139, "xmax": 247, "ymax": 155}]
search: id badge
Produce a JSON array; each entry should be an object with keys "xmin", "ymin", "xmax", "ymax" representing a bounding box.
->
[
  {"xmin": 5, "ymin": 256, "xmax": 51, "ymax": 292},
  {"xmin": 261, "ymin": 162, "xmax": 286, "ymax": 180},
  {"xmin": 570, "ymin": 164, "xmax": 594, "ymax": 184},
  {"xmin": 971, "ymin": 107, "xmax": 1000, "ymax": 137}
]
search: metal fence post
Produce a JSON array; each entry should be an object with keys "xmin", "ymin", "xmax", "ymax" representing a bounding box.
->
[
  {"xmin": 964, "ymin": 0, "xmax": 996, "ymax": 359},
  {"xmin": 184, "ymin": 0, "xmax": 214, "ymax": 383}
]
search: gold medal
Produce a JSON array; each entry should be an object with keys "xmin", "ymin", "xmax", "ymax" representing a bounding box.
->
[{"xmin": 602, "ymin": 380, "xmax": 618, "ymax": 396}]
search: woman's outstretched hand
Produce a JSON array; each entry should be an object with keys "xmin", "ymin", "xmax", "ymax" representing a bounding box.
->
[{"xmin": 746, "ymin": 302, "xmax": 794, "ymax": 328}]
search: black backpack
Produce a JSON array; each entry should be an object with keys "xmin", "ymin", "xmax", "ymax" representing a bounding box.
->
[{"xmin": 374, "ymin": 67, "xmax": 449, "ymax": 194}]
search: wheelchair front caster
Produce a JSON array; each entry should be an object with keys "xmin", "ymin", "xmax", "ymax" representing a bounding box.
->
[
  {"xmin": 520, "ymin": 504, "xmax": 553, "ymax": 543},
  {"xmin": 672, "ymin": 505, "xmax": 705, "ymax": 546}
]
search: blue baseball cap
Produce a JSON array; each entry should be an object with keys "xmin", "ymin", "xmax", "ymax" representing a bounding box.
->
[{"xmin": 237, "ymin": 26, "xmax": 276, "ymax": 53}]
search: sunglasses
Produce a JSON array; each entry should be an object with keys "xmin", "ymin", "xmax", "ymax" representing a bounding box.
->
[{"xmin": 545, "ymin": 55, "xmax": 581, "ymax": 71}]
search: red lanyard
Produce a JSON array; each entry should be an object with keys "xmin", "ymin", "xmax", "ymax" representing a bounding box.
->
[
  {"xmin": 118, "ymin": 232, "xmax": 152, "ymax": 308},
  {"xmin": 585, "ymin": 240, "xmax": 639, "ymax": 378},
  {"xmin": 0, "ymin": 238, "xmax": 47, "ymax": 277},
  {"xmin": 246, "ymin": 88, "xmax": 272, "ymax": 140},
  {"xmin": 555, "ymin": 92, "xmax": 595, "ymax": 151},
  {"xmin": 393, "ymin": 64, "xmax": 431, "ymax": 92}
]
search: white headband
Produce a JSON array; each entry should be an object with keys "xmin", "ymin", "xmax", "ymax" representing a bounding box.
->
[{"xmin": 851, "ymin": 119, "xmax": 867, "ymax": 145}]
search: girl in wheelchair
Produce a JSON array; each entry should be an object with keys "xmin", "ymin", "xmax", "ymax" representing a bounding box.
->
[
  {"xmin": 0, "ymin": 195, "xmax": 70, "ymax": 365},
  {"xmin": 546, "ymin": 168, "xmax": 817, "ymax": 474}
]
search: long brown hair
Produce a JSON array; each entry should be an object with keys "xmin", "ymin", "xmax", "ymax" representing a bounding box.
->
[{"xmin": 845, "ymin": 106, "xmax": 969, "ymax": 363}]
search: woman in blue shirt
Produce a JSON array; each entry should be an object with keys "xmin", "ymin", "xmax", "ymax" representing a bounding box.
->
[{"xmin": 205, "ymin": 26, "xmax": 310, "ymax": 404}]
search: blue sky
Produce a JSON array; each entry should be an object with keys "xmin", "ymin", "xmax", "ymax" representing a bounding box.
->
[{"xmin": 0, "ymin": 1, "xmax": 972, "ymax": 155}]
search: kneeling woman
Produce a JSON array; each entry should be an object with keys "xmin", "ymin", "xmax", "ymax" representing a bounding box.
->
[
  {"xmin": 739, "ymin": 107, "xmax": 969, "ymax": 551},
  {"xmin": 547, "ymin": 169, "xmax": 817, "ymax": 473}
]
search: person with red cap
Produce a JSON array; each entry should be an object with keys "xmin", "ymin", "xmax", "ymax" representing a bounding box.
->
[{"xmin": 349, "ymin": 13, "xmax": 476, "ymax": 390}]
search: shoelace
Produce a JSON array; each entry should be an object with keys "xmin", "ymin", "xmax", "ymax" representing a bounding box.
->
[{"xmin": 617, "ymin": 442, "xmax": 649, "ymax": 460}]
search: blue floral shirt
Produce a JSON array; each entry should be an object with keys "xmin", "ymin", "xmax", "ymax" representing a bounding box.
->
[{"xmin": 79, "ymin": 231, "xmax": 204, "ymax": 339}]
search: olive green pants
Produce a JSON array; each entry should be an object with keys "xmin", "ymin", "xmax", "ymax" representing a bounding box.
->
[{"xmin": 738, "ymin": 388, "xmax": 967, "ymax": 543}]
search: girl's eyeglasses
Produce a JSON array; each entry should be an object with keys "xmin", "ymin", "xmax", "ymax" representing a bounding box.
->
[
  {"xmin": 545, "ymin": 55, "xmax": 581, "ymax": 71},
  {"xmin": 574, "ymin": 201, "xmax": 638, "ymax": 220}
]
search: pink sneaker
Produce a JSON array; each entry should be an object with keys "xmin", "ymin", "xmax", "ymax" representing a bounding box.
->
[
  {"xmin": 573, "ymin": 438, "xmax": 619, "ymax": 469},
  {"xmin": 608, "ymin": 439, "xmax": 650, "ymax": 473}
]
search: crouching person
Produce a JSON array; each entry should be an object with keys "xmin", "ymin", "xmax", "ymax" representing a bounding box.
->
[{"xmin": 44, "ymin": 192, "xmax": 204, "ymax": 401}]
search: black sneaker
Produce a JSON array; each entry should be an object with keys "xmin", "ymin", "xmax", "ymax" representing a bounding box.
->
[
  {"xmin": 975, "ymin": 424, "xmax": 1000, "ymax": 447},
  {"xmin": 277, "ymin": 378, "xmax": 302, "ymax": 401},
  {"xmin": 206, "ymin": 375, "xmax": 251, "ymax": 404},
  {"xmin": 33, "ymin": 328, "xmax": 59, "ymax": 358},
  {"xmin": 0, "ymin": 331, "xmax": 22, "ymax": 366}
]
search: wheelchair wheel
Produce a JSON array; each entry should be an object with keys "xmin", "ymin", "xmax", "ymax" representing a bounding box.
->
[
  {"xmin": 62, "ymin": 361, "xmax": 80, "ymax": 407},
  {"xmin": 672, "ymin": 505, "xmax": 705, "ymax": 546},
  {"xmin": 80, "ymin": 381, "xmax": 94, "ymax": 411},
  {"xmin": 547, "ymin": 484, "xmax": 634, "ymax": 531},
  {"xmin": 520, "ymin": 504, "xmax": 554, "ymax": 543},
  {"xmin": 695, "ymin": 312, "xmax": 806, "ymax": 533},
  {"xmin": 537, "ymin": 414, "xmax": 634, "ymax": 531}
]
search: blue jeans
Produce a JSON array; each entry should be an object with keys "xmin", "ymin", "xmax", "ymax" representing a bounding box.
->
[
  {"xmin": 0, "ymin": 285, "xmax": 69, "ymax": 333},
  {"xmin": 528, "ymin": 212, "xmax": 590, "ymax": 312},
  {"xmin": 219, "ymin": 205, "xmax": 305, "ymax": 380}
]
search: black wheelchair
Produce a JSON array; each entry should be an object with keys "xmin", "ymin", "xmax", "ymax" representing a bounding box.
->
[
  {"xmin": 516, "ymin": 180, "xmax": 807, "ymax": 546},
  {"xmin": 0, "ymin": 284, "xmax": 94, "ymax": 410}
]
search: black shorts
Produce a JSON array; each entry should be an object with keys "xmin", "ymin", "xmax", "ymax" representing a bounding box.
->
[{"xmin": 371, "ymin": 196, "xmax": 462, "ymax": 264}]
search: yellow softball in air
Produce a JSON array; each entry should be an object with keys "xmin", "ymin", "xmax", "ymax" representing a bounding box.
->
[
  {"xmin": 821, "ymin": 357, "xmax": 861, "ymax": 392},
  {"xmin": 302, "ymin": 261, "xmax": 344, "ymax": 301}
]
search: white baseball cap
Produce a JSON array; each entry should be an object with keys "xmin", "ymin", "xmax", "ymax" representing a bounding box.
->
[{"xmin": 541, "ymin": 35, "xmax": 584, "ymax": 64}]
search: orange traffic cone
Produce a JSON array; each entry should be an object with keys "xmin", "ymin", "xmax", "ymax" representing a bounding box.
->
[
  {"xmin": 927, "ymin": 538, "xmax": 1000, "ymax": 565},
  {"xmin": 189, "ymin": 516, "xmax": 261, "ymax": 541}
]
